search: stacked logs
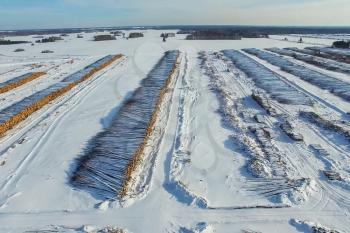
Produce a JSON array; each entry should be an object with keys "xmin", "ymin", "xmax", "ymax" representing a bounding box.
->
[
  {"xmin": 71, "ymin": 51, "xmax": 180, "ymax": 199},
  {"xmin": 0, "ymin": 72, "xmax": 46, "ymax": 94},
  {"xmin": 0, "ymin": 55, "xmax": 123, "ymax": 136},
  {"xmin": 120, "ymin": 54, "xmax": 180, "ymax": 197}
]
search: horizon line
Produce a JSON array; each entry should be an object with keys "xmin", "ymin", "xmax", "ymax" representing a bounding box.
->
[{"xmin": 2, "ymin": 24, "xmax": 350, "ymax": 32}]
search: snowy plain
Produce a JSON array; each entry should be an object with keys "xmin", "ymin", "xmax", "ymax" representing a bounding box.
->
[{"xmin": 0, "ymin": 30, "xmax": 349, "ymax": 232}]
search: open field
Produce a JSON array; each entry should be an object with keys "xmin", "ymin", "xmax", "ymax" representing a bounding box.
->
[{"xmin": 0, "ymin": 30, "xmax": 349, "ymax": 233}]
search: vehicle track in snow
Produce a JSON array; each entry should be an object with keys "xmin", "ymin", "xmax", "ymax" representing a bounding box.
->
[{"xmin": 164, "ymin": 52, "xmax": 210, "ymax": 206}]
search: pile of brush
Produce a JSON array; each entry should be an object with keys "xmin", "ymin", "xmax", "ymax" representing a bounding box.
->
[
  {"xmin": 300, "ymin": 111, "xmax": 350, "ymax": 139},
  {"xmin": 251, "ymin": 91, "xmax": 277, "ymax": 116},
  {"xmin": 249, "ymin": 125, "xmax": 287, "ymax": 178},
  {"xmin": 280, "ymin": 119, "xmax": 304, "ymax": 142},
  {"xmin": 202, "ymin": 51, "xmax": 287, "ymax": 179},
  {"xmin": 323, "ymin": 170, "xmax": 343, "ymax": 181}
]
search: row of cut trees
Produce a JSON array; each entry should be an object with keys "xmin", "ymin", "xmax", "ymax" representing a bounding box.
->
[
  {"xmin": 0, "ymin": 55, "xmax": 122, "ymax": 136},
  {"xmin": 0, "ymin": 72, "xmax": 46, "ymax": 94}
]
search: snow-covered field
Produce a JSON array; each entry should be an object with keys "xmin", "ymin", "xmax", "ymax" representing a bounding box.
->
[{"xmin": 0, "ymin": 30, "xmax": 349, "ymax": 233}]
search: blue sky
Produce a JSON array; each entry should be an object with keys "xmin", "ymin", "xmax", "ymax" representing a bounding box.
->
[{"xmin": 0, "ymin": 0, "xmax": 349, "ymax": 29}]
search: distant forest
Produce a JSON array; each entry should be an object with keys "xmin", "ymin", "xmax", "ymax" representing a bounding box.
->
[
  {"xmin": 333, "ymin": 40, "xmax": 350, "ymax": 48},
  {"xmin": 176, "ymin": 25, "xmax": 350, "ymax": 35},
  {"xmin": 1, "ymin": 25, "xmax": 350, "ymax": 37},
  {"xmin": 0, "ymin": 39, "xmax": 29, "ymax": 45}
]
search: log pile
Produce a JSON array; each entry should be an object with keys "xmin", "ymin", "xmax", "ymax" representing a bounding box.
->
[
  {"xmin": 71, "ymin": 51, "xmax": 180, "ymax": 199},
  {"xmin": 0, "ymin": 55, "xmax": 122, "ymax": 136},
  {"xmin": 120, "ymin": 54, "xmax": 180, "ymax": 197},
  {"xmin": 0, "ymin": 72, "xmax": 46, "ymax": 94}
]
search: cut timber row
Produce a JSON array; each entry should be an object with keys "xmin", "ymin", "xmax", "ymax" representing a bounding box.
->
[
  {"xmin": 0, "ymin": 54, "xmax": 123, "ymax": 136},
  {"xmin": 120, "ymin": 52, "xmax": 180, "ymax": 197},
  {"xmin": 71, "ymin": 51, "xmax": 180, "ymax": 200},
  {"xmin": 0, "ymin": 72, "xmax": 46, "ymax": 94}
]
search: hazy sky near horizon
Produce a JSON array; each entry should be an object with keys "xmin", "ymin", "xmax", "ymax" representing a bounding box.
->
[{"xmin": 1, "ymin": 0, "xmax": 350, "ymax": 29}]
